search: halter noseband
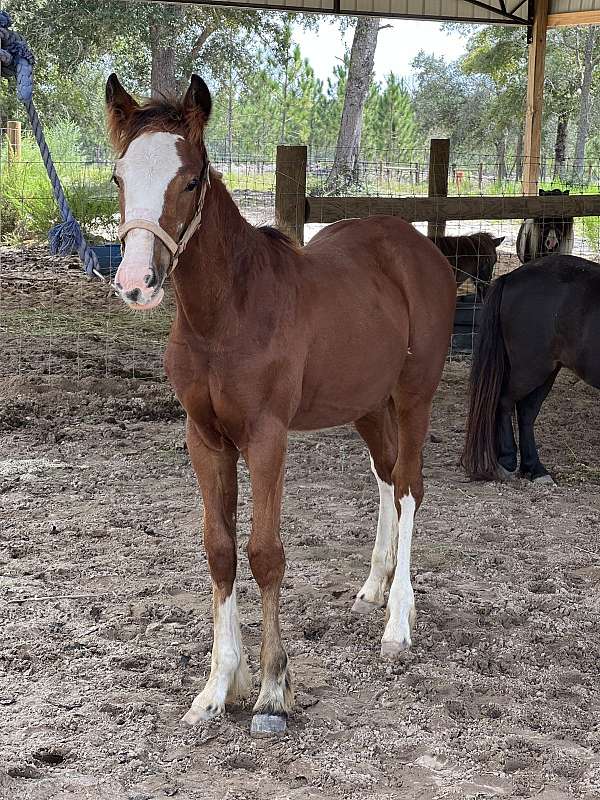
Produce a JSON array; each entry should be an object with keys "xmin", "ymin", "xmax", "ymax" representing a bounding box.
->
[{"xmin": 117, "ymin": 160, "xmax": 211, "ymax": 275}]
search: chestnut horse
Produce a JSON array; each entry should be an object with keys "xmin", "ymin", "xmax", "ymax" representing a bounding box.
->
[{"xmin": 106, "ymin": 73, "xmax": 455, "ymax": 734}]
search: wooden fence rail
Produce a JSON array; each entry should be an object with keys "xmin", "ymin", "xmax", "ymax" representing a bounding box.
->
[
  {"xmin": 305, "ymin": 194, "xmax": 600, "ymax": 224},
  {"xmin": 275, "ymin": 143, "xmax": 600, "ymax": 242}
]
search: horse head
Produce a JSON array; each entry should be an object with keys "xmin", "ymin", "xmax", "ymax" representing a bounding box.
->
[{"xmin": 105, "ymin": 74, "xmax": 212, "ymax": 310}]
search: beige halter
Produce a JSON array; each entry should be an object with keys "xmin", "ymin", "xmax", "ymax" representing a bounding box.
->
[{"xmin": 117, "ymin": 161, "xmax": 211, "ymax": 275}]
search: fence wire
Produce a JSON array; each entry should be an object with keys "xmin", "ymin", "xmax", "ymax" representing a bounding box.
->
[{"xmin": 1, "ymin": 125, "xmax": 599, "ymax": 380}]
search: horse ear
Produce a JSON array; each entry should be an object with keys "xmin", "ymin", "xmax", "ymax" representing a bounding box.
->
[
  {"xmin": 539, "ymin": 188, "xmax": 547, "ymax": 196},
  {"xmin": 106, "ymin": 74, "xmax": 139, "ymax": 147},
  {"xmin": 564, "ymin": 189, "xmax": 570, "ymax": 195},
  {"xmin": 106, "ymin": 74, "xmax": 138, "ymax": 117},
  {"xmin": 493, "ymin": 236, "xmax": 505, "ymax": 247},
  {"xmin": 183, "ymin": 75, "xmax": 212, "ymax": 123}
]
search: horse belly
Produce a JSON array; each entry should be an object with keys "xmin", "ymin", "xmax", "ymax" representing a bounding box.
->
[{"xmin": 291, "ymin": 318, "xmax": 408, "ymax": 430}]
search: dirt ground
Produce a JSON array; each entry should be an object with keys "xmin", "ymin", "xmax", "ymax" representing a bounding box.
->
[{"xmin": 1, "ymin": 248, "xmax": 600, "ymax": 800}]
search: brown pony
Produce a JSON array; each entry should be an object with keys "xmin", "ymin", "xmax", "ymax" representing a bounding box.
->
[
  {"xmin": 106, "ymin": 74, "xmax": 455, "ymax": 735},
  {"xmin": 430, "ymin": 232, "xmax": 504, "ymax": 301}
]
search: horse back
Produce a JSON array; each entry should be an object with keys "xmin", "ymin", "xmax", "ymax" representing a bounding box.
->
[
  {"xmin": 306, "ymin": 215, "xmax": 455, "ymax": 312},
  {"xmin": 500, "ymin": 255, "xmax": 600, "ymax": 386}
]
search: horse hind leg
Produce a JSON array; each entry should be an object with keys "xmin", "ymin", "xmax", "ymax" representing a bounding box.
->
[
  {"xmin": 496, "ymin": 393, "xmax": 519, "ymax": 480},
  {"xmin": 352, "ymin": 406, "xmax": 399, "ymax": 614},
  {"xmin": 381, "ymin": 396, "xmax": 432, "ymax": 657},
  {"xmin": 517, "ymin": 369, "xmax": 559, "ymax": 483}
]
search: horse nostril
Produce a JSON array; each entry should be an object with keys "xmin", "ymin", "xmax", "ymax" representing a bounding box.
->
[
  {"xmin": 126, "ymin": 288, "xmax": 141, "ymax": 303},
  {"xmin": 144, "ymin": 268, "xmax": 157, "ymax": 289}
]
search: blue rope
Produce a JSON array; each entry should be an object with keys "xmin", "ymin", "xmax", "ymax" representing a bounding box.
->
[{"xmin": 0, "ymin": 11, "xmax": 101, "ymax": 278}]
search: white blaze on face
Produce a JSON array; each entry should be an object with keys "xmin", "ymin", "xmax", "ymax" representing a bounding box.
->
[
  {"xmin": 545, "ymin": 228, "xmax": 559, "ymax": 251},
  {"xmin": 115, "ymin": 131, "xmax": 183, "ymax": 308}
]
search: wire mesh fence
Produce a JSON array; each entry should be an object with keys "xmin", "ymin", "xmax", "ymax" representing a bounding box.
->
[{"xmin": 1, "ymin": 123, "xmax": 599, "ymax": 381}]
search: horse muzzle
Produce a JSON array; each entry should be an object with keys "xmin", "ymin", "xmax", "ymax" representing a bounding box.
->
[{"xmin": 114, "ymin": 257, "xmax": 166, "ymax": 311}]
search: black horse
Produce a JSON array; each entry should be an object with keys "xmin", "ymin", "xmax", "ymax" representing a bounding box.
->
[
  {"xmin": 516, "ymin": 189, "xmax": 574, "ymax": 263},
  {"xmin": 462, "ymin": 254, "xmax": 600, "ymax": 483}
]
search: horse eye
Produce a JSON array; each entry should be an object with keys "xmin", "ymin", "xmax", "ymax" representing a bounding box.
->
[{"xmin": 185, "ymin": 178, "xmax": 200, "ymax": 192}]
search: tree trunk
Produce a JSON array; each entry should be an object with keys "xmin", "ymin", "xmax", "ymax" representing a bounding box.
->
[
  {"xmin": 515, "ymin": 131, "xmax": 523, "ymax": 182},
  {"xmin": 280, "ymin": 54, "xmax": 290, "ymax": 143},
  {"xmin": 553, "ymin": 114, "xmax": 568, "ymax": 180},
  {"xmin": 327, "ymin": 17, "xmax": 380, "ymax": 190},
  {"xmin": 496, "ymin": 137, "xmax": 506, "ymax": 183},
  {"xmin": 150, "ymin": 9, "xmax": 184, "ymax": 98},
  {"xmin": 572, "ymin": 28, "xmax": 596, "ymax": 183},
  {"xmin": 227, "ymin": 62, "xmax": 234, "ymax": 175}
]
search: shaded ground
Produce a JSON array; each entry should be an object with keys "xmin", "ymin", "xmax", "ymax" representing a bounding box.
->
[{"xmin": 1, "ymin": 247, "xmax": 600, "ymax": 800}]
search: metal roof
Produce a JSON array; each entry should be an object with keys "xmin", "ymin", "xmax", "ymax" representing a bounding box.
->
[
  {"xmin": 132, "ymin": 0, "xmax": 600, "ymax": 26},
  {"xmin": 134, "ymin": 0, "xmax": 530, "ymax": 23}
]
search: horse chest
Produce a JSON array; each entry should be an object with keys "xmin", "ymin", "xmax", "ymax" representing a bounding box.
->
[{"xmin": 165, "ymin": 338, "xmax": 275, "ymax": 447}]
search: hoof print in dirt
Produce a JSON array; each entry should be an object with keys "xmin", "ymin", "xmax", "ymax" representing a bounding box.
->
[{"xmin": 32, "ymin": 747, "xmax": 66, "ymax": 766}]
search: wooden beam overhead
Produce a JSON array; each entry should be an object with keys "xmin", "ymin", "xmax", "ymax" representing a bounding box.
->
[
  {"xmin": 547, "ymin": 10, "xmax": 600, "ymax": 27},
  {"xmin": 522, "ymin": 0, "xmax": 548, "ymax": 196}
]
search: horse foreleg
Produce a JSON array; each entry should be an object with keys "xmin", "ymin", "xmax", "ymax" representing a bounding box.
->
[
  {"xmin": 245, "ymin": 423, "xmax": 292, "ymax": 735},
  {"xmin": 181, "ymin": 420, "xmax": 250, "ymax": 726},
  {"xmin": 381, "ymin": 399, "xmax": 429, "ymax": 657}
]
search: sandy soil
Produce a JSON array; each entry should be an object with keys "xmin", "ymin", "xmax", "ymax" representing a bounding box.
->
[{"xmin": 1, "ymin": 247, "xmax": 600, "ymax": 800}]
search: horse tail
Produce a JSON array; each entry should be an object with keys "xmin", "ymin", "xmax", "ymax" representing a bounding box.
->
[{"xmin": 462, "ymin": 275, "xmax": 509, "ymax": 480}]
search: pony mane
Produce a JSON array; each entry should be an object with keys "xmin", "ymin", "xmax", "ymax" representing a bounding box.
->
[{"xmin": 109, "ymin": 95, "xmax": 205, "ymax": 154}]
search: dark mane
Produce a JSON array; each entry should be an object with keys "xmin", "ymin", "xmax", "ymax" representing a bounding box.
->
[
  {"xmin": 109, "ymin": 96, "xmax": 204, "ymax": 153},
  {"xmin": 257, "ymin": 225, "xmax": 300, "ymax": 252}
]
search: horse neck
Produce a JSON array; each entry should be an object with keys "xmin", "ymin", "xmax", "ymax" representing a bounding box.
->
[{"xmin": 171, "ymin": 178, "xmax": 253, "ymax": 334}]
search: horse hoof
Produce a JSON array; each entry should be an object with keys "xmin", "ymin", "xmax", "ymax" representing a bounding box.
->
[
  {"xmin": 352, "ymin": 597, "xmax": 382, "ymax": 615},
  {"xmin": 250, "ymin": 714, "xmax": 287, "ymax": 737},
  {"xmin": 380, "ymin": 639, "xmax": 410, "ymax": 658},
  {"xmin": 496, "ymin": 464, "xmax": 518, "ymax": 482},
  {"xmin": 533, "ymin": 474, "xmax": 555, "ymax": 486}
]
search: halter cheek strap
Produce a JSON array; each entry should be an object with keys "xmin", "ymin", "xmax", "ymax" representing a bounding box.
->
[
  {"xmin": 117, "ymin": 161, "xmax": 211, "ymax": 275},
  {"xmin": 117, "ymin": 219, "xmax": 178, "ymax": 256}
]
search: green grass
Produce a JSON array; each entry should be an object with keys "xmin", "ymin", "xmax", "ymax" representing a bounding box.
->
[
  {"xmin": 221, "ymin": 170, "xmax": 275, "ymax": 193},
  {"xmin": 0, "ymin": 120, "xmax": 118, "ymax": 243},
  {"xmin": 579, "ymin": 217, "xmax": 600, "ymax": 254}
]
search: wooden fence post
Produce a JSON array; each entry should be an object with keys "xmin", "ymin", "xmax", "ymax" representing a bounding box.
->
[
  {"xmin": 275, "ymin": 145, "xmax": 307, "ymax": 245},
  {"xmin": 522, "ymin": 0, "xmax": 548, "ymax": 195},
  {"xmin": 7, "ymin": 120, "xmax": 22, "ymax": 163},
  {"xmin": 427, "ymin": 138, "xmax": 450, "ymax": 238}
]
